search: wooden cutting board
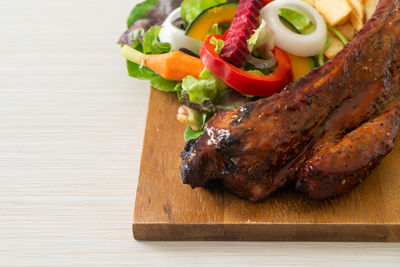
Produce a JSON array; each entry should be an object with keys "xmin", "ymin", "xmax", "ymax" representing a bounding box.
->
[{"xmin": 133, "ymin": 88, "xmax": 400, "ymax": 241}]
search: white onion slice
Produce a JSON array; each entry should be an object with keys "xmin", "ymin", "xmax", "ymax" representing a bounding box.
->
[
  {"xmin": 158, "ymin": 8, "xmax": 203, "ymax": 55},
  {"xmin": 260, "ymin": 0, "xmax": 327, "ymax": 57}
]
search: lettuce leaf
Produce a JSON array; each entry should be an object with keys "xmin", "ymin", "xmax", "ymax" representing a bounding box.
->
[
  {"xmin": 182, "ymin": 76, "xmax": 218, "ymax": 104},
  {"xmin": 181, "ymin": 0, "xmax": 226, "ymax": 25},
  {"xmin": 126, "ymin": 38, "xmax": 157, "ymax": 79},
  {"xmin": 150, "ymin": 76, "xmax": 179, "ymax": 92},
  {"xmin": 247, "ymin": 19, "xmax": 274, "ymax": 56},
  {"xmin": 326, "ymin": 24, "xmax": 348, "ymax": 45},
  {"xmin": 317, "ymin": 37, "xmax": 333, "ymax": 67},
  {"xmin": 210, "ymin": 37, "xmax": 225, "ymax": 54},
  {"xmin": 125, "ymin": 26, "xmax": 177, "ymax": 92},
  {"xmin": 181, "ymin": 68, "xmax": 227, "ymax": 105},
  {"xmin": 184, "ymin": 112, "xmax": 210, "ymax": 141},
  {"xmin": 142, "ymin": 26, "xmax": 171, "ymax": 54},
  {"xmin": 184, "ymin": 125, "xmax": 204, "ymax": 141},
  {"xmin": 279, "ymin": 8, "xmax": 314, "ymax": 34},
  {"xmin": 184, "ymin": 126, "xmax": 204, "ymax": 141},
  {"xmin": 127, "ymin": 0, "xmax": 160, "ymax": 28},
  {"xmin": 127, "ymin": 59, "xmax": 180, "ymax": 93},
  {"xmin": 127, "ymin": 60, "xmax": 158, "ymax": 79},
  {"xmin": 120, "ymin": 0, "xmax": 183, "ymax": 45},
  {"xmin": 278, "ymin": 8, "xmax": 310, "ymax": 33},
  {"xmin": 207, "ymin": 23, "xmax": 230, "ymax": 37},
  {"xmin": 199, "ymin": 68, "xmax": 227, "ymax": 98}
]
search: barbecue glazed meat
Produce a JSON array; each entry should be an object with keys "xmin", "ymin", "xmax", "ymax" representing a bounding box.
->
[{"xmin": 181, "ymin": 0, "xmax": 400, "ymax": 201}]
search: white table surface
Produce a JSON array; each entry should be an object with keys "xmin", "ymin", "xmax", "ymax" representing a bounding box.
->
[{"xmin": 0, "ymin": 0, "xmax": 399, "ymax": 266}]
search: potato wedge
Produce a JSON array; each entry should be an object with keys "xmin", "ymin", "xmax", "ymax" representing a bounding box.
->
[
  {"xmin": 337, "ymin": 23, "xmax": 356, "ymax": 41},
  {"xmin": 325, "ymin": 35, "xmax": 344, "ymax": 59},
  {"xmin": 302, "ymin": 0, "xmax": 315, "ymax": 7},
  {"xmin": 347, "ymin": 0, "xmax": 364, "ymax": 30},
  {"xmin": 364, "ymin": 0, "xmax": 379, "ymax": 20},
  {"xmin": 314, "ymin": 0, "xmax": 352, "ymax": 26}
]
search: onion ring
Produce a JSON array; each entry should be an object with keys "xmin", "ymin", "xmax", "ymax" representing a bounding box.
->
[
  {"xmin": 261, "ymin": 0, "xmax": 327, "ymax": 57},
  {"xmin": 158, "ymin": 8, "xmax": 203, "ymax": 55}
]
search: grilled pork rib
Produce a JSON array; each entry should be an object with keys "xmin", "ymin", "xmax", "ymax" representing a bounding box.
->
[{"xmin": 181, "ymin": 0, "xmax": 400, "ymax": 201}]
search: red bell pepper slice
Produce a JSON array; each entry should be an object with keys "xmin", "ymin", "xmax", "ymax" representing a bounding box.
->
[
  {"xmin": 262, "ymin": 0, "xmax": 274, "ymax": 7},
  {"xmin": 200, "ymin": 34, "xmax": 292, "ymax": 97}
]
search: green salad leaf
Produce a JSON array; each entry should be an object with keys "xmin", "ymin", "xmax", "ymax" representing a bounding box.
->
[
  {"xmin": 184, "ymin": 112, "xmax": 210, "ymax": 141},
  {"xmin": 279, "ymin": 8, "xmax": 314, "ymax": 34},
  {"xmin": 207, "ymin": 23, "xmax": 230, "ymax": 37},
  {"xmin": 326, "ymin": 24, "xmax": 349, "ymax": 45},
  {"xmin": 127, "ymin": 60, "xmax": 158, "ymax": 79},
  {"xmin": 181, "ymin": 68, "xmax": 228, "ymax": 104},
  {"xmin": 184, "ymin": 125, "xmax": 204, "ymax": 141},
  {"xmin": 182, "ymin": 76, "xmax": 218, "ymax": 104},
  {"xmin": 150, "ymin": 76, "xmax": 179, "ymax": 92},
  {"xmin": 247, "ymin": 19, "xmax": 275, "ymax": 56},
  {"xmin": 142, "ymin": 26, "xmax": 171, "ymax": 54},
  {"xmin": 181, "ymin": 0, "xmax": 226, "ymax": 25},
  {"xmin": 246, "ymin": 69, "xmax": 265, "ymax": 76},
  {"xmin": 126, "ymin": 26, "xmax": 177, "ymax": 92},
  {"xmin": 127, "ymin": 0, "xmax": 160, "ymax": 28},
  {"xmin": 126, "ymin": 38, "xmax": 158, "ymax": 79},
  {"xmin": 317, "ymin": 36, "xmax": 333, "ymax": 67},
  {"xmin": 303, "ymin": 24, "xmax": 316, "ymax": 35},
  {"xmin": 210, "ymin": 36, "xmax": 225, "ymax": 54}
]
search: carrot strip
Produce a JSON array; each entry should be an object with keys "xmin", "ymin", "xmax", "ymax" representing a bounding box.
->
[{"xmin": 121, "ymin": 45, "xmax": 204, "ymax": 81}]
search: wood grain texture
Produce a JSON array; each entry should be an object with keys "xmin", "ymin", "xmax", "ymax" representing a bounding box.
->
[
  {"xmin": 134, "ymin": 89, "xmax": 400, "ymax": 241},
  {"xmin": 1, "ymin": 0, "xmax": 400, "ymax": 265}
]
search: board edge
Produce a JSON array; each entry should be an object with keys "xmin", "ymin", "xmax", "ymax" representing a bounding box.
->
[{"xmin": 132, "ymin": 222, "xmax": 400, "ymax": 242}]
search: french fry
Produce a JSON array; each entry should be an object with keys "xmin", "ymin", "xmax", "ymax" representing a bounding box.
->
[
  {"xmin": 324, "ymin": 35, "xmax": 344, "ymax": 59},
  {"xmin": 302, "ymin": 0, "xmax": 315, "ymax": 7},
  {"xmin": 347, "ymin": 0, "xmax": 364, "ymax": 30},
  {"xmin": 337, "ymin": 23, "xmax": 357, "ymax": 41},
  {"xmin": 314, "ymin": 0, "xmax": 352, "ymax": 26},
  {"xmin": 364, "ymin": 0, "xmax": 379, "ymax": 20}
]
